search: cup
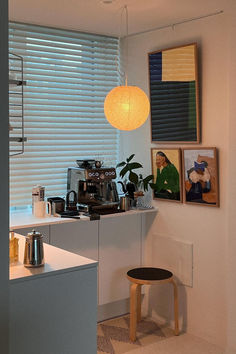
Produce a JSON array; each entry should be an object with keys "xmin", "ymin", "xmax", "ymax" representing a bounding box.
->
[
  {"xmin": 119, "ymin": 196, "xmax": 130, "ymax": 211},
  {"xmin": 95, "ymin": 161, "xmax": 103, "ymax": 168},
  {"xmin": 33, "ymin": 201, "xmax": 51, "ymax": 218}
]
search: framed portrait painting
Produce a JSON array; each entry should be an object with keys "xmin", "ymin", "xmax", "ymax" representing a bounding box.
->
[
  {"xmin": 151, "ymin": 148, "xmax": 182, "ymax": 202},
  {"xmin": 182, "ymin": 147, "xmax": 219, "ymax": 206}
]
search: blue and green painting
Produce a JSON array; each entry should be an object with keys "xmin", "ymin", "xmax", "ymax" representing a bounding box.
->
[{"xmin": 149, "ymin": 44, "xmax": 197, "ymax": 142}]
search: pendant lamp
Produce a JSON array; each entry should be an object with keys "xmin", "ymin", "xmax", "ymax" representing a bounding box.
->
[{"xmin": 104, "ymin": 6, "xmax": 150, "ymax": 131}]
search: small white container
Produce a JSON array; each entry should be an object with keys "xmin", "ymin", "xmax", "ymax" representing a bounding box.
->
[{"xmin": 32, "ymin": 185, "xmax": 45, "ymax": 213}]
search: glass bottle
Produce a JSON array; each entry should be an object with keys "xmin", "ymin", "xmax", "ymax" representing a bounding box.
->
[{"xmin": 9, "ymin": 231, "xmax": 19, "ymax": 264}]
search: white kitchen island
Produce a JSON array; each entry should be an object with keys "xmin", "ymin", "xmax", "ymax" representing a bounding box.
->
[{"xmin": 10, "ymin": 234, "xmax": 98, "ymax": 354}]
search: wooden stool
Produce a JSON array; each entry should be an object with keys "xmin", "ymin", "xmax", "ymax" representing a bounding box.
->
[{"xmin": 127, "ymin": 267, "xmax": 179, "ymax": 342}]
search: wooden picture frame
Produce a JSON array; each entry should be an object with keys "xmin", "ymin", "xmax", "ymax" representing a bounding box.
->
[
  {"xmin": 148, "ymin": 43, "xmax": 200, "ymax": 143},
  {"xmin": 182, "ymin": 147, "xmax": 219, "ymax": 206},
  {"xmin": 151, "ymin": 148, "xmax": 182, "ymax": 202}
]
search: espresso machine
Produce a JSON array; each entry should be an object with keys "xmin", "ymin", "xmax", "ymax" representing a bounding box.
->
[{"xmin": 67, "ymin": 160, "xmax": 120, "ymax": 215}]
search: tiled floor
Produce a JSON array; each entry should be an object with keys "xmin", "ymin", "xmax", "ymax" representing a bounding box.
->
[
  {"xmin": 97, "ymin": 315, "xmax": 174, "ymax": 354},
  {"xmin": 124, "ymin": 333, "xmax": 224, "ymax": 354},
  {"xmin": 97, "ymin": 315, "xmax": 224, "ymax": 354}
]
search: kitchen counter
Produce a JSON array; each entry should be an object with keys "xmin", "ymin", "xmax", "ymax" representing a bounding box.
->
[
  {"xmin": 10, "ymin": 233, "xmax": 98, "ymax": 354},
  {"xmin": 10, "ymin": 234, "xmax": 97, "ymax": 283},
  {"xmin": 9, "ymin": 208, "xmax": 158, "ymax": 352},
  {"xmin": 10, "ymin": 207, "xmax": 157, "ymax": 230},
  {"xmin": 10, "ymin": 211, "xmax": 85, "ymax": 229}
]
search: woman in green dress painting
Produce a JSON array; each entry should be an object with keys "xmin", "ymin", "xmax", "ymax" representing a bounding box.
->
[{"xmin": 154, "ymin": 151, "xmax": 180, "ymax": 200}]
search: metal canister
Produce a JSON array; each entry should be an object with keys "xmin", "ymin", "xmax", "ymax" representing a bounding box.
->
[
  {"xmin": 24, "ymin": 230, "xmax": 44, "ymax": 268},
  {"xmin": 32, "ymin": 185, "xmax": 45, "ymax": 212},
  {"xmin": 119, "ymin": 196, "xmax": 130, "ymax": 211}
]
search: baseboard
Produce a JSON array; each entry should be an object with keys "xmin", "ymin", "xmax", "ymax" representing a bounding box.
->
[{"xmin": 97, "ymin": 298, "xmax": 129, "ymax": 322}]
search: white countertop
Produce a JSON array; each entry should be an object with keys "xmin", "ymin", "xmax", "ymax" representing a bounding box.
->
[
  {"xmin": 10, "ymin": 212, "xmax": 88, "ymax": 229},
  {"xmin": 10, "ymin": 207, "xmax": 158, "ymax": 230},
  {"xmin": 10, "ymin": 234, "xmax": 97, "ymax": 284},
  {"xmin": 9, "ymin": 208, "xmax": 157, "ymax": 283}
]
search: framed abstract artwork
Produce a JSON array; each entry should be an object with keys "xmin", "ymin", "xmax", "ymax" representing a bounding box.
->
[
  {"xmin": 182, "ymin": 147, "xmax": 219, "ymax": 206},
  {"xmin": 148, "ymin": 43, "xmax": 200, "ymax": 143},
  {"xmin": 151, "ymin": 148, "xmax": 182, "ymax": 202}
]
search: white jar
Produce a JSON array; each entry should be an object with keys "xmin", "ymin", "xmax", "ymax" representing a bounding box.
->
[{"xmin": 32, "ymin": 185, "xmax": 45, "ymax": 213}]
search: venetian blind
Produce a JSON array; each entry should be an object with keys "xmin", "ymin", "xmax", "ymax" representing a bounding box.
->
[{"xmin": 9, "ymin": 22, "xmax": 120, "ymax": 207}]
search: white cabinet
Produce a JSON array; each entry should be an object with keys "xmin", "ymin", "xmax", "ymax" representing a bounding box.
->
[
  {"xmin": 10, "ymin": 267, "xmax": 97, "ymax": 354},
  {"xmin": 98, "ymin": 214, "xmax": 142, "ymax": 305},
  {"xmin": 50, "ymin": 214, "xmax": 143, "ymax": 306},
  {"xmin": 13, "ymin": 225, "xmax": 50, "ymax": 244},
  {"xmin": 50, "ymin": 220, "xmax": 99, "ymax": 261}
]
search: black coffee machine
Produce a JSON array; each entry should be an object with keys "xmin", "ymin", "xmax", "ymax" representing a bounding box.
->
[{"xmin": 67, "ymin": 160, "xmax": 120, "ymax": 214}]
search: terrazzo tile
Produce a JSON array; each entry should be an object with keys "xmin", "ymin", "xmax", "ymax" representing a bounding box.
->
[
  {"xmin": 97, "ymin": 335, "xmax": 115, "ymax": 354},
  {"xmin": 100, "ymin": 324, "xmax": 141, "ymax": 346},
  {"xmin": 97, "ymin": 315, "xmax": 175, "ymax": 354},
  {"xmin": 100, "ymin": 316, "xmax": 129, "ymax": 329},
  {"xmin": 111, "ymin": 339, "xmax": 140, "ymax": 354},
  {"xmin": 97, "ymin": 325, "xmax": 105, "ymax": 336}
]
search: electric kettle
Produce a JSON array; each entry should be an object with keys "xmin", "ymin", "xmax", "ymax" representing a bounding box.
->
[{"xmin": 24, "ymin": 230, "xmax": 44, "ymax": 268}]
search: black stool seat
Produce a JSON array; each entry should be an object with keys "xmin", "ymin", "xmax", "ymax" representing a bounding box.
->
[{"xmin": 127, "ymin": 267, "xmax": 173, "ymax": 281}]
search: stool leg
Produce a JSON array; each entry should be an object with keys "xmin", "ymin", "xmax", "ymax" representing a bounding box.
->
[
  {"xmin": 137, "ymin": 284, "xmax": 142, "ymax": 322},
  {"xmin": 171, "ymin": 279, "xmax": 179, "ymax": 335},
  {"xmin": 130, "ymin": 283, "xmax": 140, "ymax": 342}
]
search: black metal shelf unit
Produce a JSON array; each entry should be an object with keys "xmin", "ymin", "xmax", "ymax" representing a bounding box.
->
[{"xmin": 9, "ymin": 52, "xmax": 27, "ymax": 156}]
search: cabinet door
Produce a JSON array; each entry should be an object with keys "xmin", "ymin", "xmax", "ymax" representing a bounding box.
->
[
  {"xmin": 13, "ymin": 225, "xmax": 50, "ymax": 244},
  {"xmin": 99, "ymin": 214, "xmax": 142, "ymax": 305},
  {"xmin": 10, "ymin": 266, "xmax": 97, "ymax": 354},
  {"xmin": 50, "ymin": 220, "xmax": 99, "ymax": 261}
]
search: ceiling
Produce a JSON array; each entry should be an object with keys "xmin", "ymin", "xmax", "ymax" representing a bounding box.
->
[{"xmin": 9, "ymin": 0, "xmax": 227, "ymax": 37}]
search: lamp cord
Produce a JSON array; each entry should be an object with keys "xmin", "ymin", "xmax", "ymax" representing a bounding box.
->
[
  {"xmin": 116, "ymin": 5, "xmax": 129, "ymax": 86},
  {"xmin": 124, "ymin": 5, "xmax": 128, "ymax": 86}
]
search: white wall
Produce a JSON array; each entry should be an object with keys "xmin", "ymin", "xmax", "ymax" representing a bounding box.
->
[
  {"xmin": 121, "ymin": 4, "xmax": 235, "ymax": 350},
  {"xmin": 0, "ymin": 0, "xmax": 9, "ymax": 352},
  {"xmin": 226, "ymin": 1, "xmax": 236, "ymax": 353}
]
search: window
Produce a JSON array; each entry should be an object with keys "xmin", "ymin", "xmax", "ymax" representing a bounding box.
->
[{"xmin": 9, "ymin": 22, "xmax": 120, "ymax": 207}]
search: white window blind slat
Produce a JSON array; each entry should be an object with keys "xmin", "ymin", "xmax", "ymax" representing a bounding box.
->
[
  {"xmin": 21, "ymin": 75, "xmax": 117, "ymax": 85},
  {"xmin": 9, "ymin": 22, "xmax": 118, "ymax": 43},
  {"xmin": 8, "ymin": 52, "xmax": 117, "ymax": 67},
  {"xmin": 19, "ymin": 81, "xmax": 115, "ymax": 90},
  {"xmin": 19, "ymin": 93, "xmax": 111, "ymax": 100},
  {"xmin": 21, "ymin": 66, "xmax": 118, "ymax": 77},
  {"xmin": 9, "ymin": 35, "xmax": 118, "ymax": 50},
  {"xmin": 11, "ymin": 59, "xmax": 117, "ymax": 72},
  {"xmin": 9, "ymin": 42, "xmax": 118, "ymax": 57},
  {"xmin": 8, "ymin": 46, "xmax": 118, "ymax": 62},
  {"xmin": 10, "ymin": 22, "xmax": 120, "ymax": 207}
]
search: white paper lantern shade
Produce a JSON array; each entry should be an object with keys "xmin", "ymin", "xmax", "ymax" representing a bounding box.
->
[{"xmin": 104, "ymin": 85, "xmax": 150, "ymax": 131}]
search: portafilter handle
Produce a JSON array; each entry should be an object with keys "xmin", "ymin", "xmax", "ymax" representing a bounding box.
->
[{"xmin": 66, "ymin": 190, "xmax": 77, "ymax": 210}]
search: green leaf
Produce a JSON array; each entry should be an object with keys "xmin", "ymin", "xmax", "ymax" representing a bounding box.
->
[
  {"xmin": 116, "ymin": 161, "xmax": 126, "ymax": 168},
  {"xmin": 149, "ymin": 183, "xmax": 156, "ymax": 190},
  {"xmin": 143, "ymin": 184, "xmax": 148, "ymax": 192},
  {"xmin": 128, "ymin": 162, "xmax": 143, "ymax": 170},
  {"xmin": 143, "ymin": 175, "xmax": 154, "ymax": 183},
  {"xmin": 129, "ymin": 171, "xmax": 139, "ymax": 185},
  {"xmin": 119, "ymin": 165, "xmax": 129, "ymax": 178},
  {"xmin": 127, "ymin": 154, "xmax": 135, "ymax": 162}
]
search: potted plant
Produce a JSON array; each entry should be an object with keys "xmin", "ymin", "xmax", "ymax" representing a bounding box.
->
[{"xmin": 116, "ymin": 154, "xmax": 154, "ymax": 200}]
